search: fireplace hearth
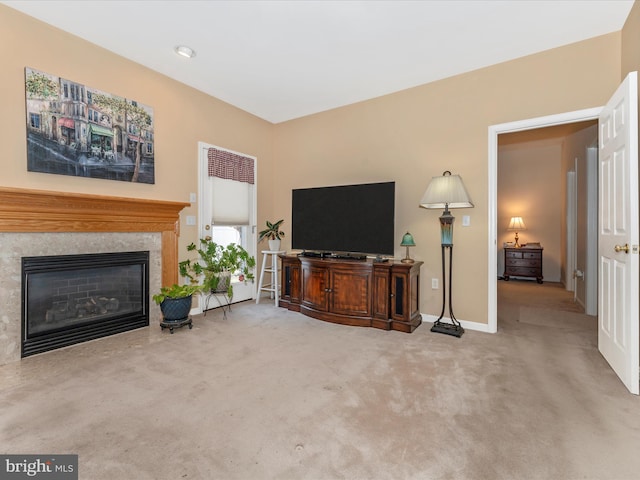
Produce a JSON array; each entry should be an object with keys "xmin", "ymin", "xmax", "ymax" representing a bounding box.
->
[{"xmin": 22, "ymin": 251, "xmax": 149, "ymax": 357}]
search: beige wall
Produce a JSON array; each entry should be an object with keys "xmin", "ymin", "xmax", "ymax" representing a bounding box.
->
[
  {"xmin": 273, "ymin": 34, "xmax": 621, "ymax": 325},
  {"xmin": 0, "ymin": 5, "xmax": 275, "ymax": 260},
  {"xmin": 4, "ymin": 2, "xmax": 640, "ymax": 327},
  {"xmin": 622, "ymin": 0, "xmax": 640, "ymax": 78}
]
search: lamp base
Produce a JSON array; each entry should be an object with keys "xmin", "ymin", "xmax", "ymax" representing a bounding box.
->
[
  {"xmin": 401, "ymin": 245, "xmax": 414, "ymax": 263},
  {"xmin": 430, "ymin": 321, "xmax": 464, "ymax": 338}
]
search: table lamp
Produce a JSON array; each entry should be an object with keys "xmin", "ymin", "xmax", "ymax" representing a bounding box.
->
[
  {"xmin": 507, "ymin": 216, "xmax": 526, "ymax": 248},
  {"xmin": 400, "ymin": 232, "xmax": 416, "ymax": 264}
]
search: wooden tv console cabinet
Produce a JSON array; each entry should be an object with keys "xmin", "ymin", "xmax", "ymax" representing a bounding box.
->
[{"xmin": 279, "ymin": 255, "xmax": 423, "ymax": 333}]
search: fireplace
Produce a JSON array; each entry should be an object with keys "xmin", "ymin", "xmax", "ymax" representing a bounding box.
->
[
  {"xmin": 0, "ymin": 187, "xmax": 188, "ymax": 365},
  {"xmin": 22, "ymin": 251, "xmax": 150, "ymax": 357}
]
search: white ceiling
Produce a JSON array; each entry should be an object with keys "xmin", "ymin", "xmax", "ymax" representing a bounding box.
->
[{"xmin": 2, "ymin": 0, "xmax": 634, "ymax": 124}]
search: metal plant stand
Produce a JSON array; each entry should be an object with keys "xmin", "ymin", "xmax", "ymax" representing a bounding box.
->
[
  {"xmin": 203, "ymin": 288, "xmax": 232, "ymax": 319},
  {"xmin": 160, "ymin": 316, "xmax": 193, "ymax": 334}
]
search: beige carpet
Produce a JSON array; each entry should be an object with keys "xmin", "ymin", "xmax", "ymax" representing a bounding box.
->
[
  {"xmin": 1, "ymin": 282, "xmax": 640, "ymax": 479},
  {"xmin": 519, "ymin": 306, "xmax": 597, "ymax": 328}
]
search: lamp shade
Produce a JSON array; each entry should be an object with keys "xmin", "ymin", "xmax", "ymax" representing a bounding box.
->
[
  {"xmin": 419, "ymin": 171, "xmax": 474, "ymax": 209},
  {"xmin": 508, "ymin": 216, "xmax": 526, "ymax": 231},
  {"xmin": 400, "ymin": 232, "xmax": 416, "ymax": 247}
]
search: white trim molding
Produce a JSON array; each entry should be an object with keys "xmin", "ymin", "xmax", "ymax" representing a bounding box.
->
[{"xmin": 487, "ymin": 107, "xmax": 602, "ymax": 334}]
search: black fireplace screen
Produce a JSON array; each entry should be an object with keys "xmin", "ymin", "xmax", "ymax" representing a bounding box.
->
[{"xmin": 22, "ymin": 251, "xmax": 149, "ymax": 357}]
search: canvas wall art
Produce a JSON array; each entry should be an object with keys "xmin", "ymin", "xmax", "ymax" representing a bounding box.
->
[{"xmin": 24, "ymin": 67, "xmax": 155, "ymax": 184}]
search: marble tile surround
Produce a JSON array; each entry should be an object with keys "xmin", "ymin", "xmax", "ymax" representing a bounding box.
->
[{"xmin": 0, "ymin": 232, "xmax": 162, "ymax": 365}]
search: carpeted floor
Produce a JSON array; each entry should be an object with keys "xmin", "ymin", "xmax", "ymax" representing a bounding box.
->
[{"xmin": 1, "ymin": 281, "xmax": 639, "ymax": 479}]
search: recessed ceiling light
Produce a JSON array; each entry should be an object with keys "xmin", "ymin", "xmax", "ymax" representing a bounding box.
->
[{"xmin": 174, "ymin": 45, "xmax": 196, "ymax": 58}]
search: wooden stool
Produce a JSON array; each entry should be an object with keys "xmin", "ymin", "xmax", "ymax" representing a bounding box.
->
[{"xmin": 256, "ymin": 250, "xmax": 285, "ymax": 306}]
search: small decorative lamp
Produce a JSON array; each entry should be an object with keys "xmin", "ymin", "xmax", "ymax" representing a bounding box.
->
[
  {"xmin": 507, "ymin": 216, "xmax": 526, "ymax": 248},
  {"xmin": 420, "ymin": 171, "xmax": 474, "ymax": 337},
  {"xmin": 400, "ymin": 232, "xmax": 416, "ymax": 264}
]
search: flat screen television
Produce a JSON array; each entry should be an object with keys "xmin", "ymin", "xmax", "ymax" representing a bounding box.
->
[{"xmin": 291, "ymin": 181, "xmax": 395, "ymax": 256}]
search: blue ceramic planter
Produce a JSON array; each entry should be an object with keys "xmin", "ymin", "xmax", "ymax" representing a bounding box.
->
[{"xmin": 160, "ymin": 295, "xmax": 193, "ymax": 322}]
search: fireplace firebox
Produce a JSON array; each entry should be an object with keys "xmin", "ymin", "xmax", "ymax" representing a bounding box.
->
[{"xmin": 22, "ymin": 251, "xmax": 149, "ymax": 357}]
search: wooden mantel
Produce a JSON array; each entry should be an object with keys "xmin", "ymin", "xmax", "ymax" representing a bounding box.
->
[{"xmin": 0, "ymin": 187, "xmax": 190, "ymax": 286}]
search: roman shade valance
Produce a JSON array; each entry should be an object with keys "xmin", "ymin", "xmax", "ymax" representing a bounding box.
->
[{"xmin": 208, "ymin": 148, "xmax": 254, "ymax": 184}]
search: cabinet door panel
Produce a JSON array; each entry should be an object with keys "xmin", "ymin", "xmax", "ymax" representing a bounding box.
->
[
  {"xmin": 373, "ymin": 268, "xmax": 390, "ymax": 319},
  {"xmin": 330, "ymin": 269, "xmax": 371, "ymax": 316},
  {"xmin": 390, "ymin": 272, "xmax": 407, "ymax": 321},
  {"xmin": 301, "ymin": 264, "xmax": 329, "ymax": 311},
  {"xmin": 289, "ymin": 265, "xmax": 301, "ymax": 302}
]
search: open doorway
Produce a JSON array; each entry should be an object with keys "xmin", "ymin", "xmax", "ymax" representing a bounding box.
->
[
  {"xmin": 487, "ymin": 107, "xmax": 602, "ymax": 333},
  {"xmin": 497, "ymin": 120, "xmax": 598, "ymax": 321}
]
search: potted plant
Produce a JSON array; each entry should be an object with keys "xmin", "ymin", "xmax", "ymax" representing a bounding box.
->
[
  {"xmin": 152, "ymin": 283, "xmax": 201, "ymax": 330},
  {"xmin": 179, "ymin": 238, "xmax": 256, "ymax": 299},
  {"xmin": 258, "ymin": 219, "xmax": 285, "ymax": 251}
]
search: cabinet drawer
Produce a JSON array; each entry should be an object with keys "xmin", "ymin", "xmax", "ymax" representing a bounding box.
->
[
  {"xmin": 523, "ymin": 252, "xmax": 541, "ymax": 260},
  {"xmin": 505, "ymin": 251, "xmax": 523, "ymax": 259},
  {"xmin": 505, "ymin": 266, "xmax": 540, "ymax": 276},
  {"xmin": 507, "ymin": 259, "xmax": 540, "ymax": 268}
]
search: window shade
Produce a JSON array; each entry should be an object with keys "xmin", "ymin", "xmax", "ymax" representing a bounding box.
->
[{"xmin": 208, "ymin": 147, "xmax": 254, "ymax": 225}]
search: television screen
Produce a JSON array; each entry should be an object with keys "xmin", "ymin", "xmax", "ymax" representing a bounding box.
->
[{"xmin": 291, "ymin": 181, "xmax": 395, "ymax": 256}]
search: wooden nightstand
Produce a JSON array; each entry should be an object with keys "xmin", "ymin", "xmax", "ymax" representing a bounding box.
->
[{"xmin": 504, "ymin": 247, "xmax": 543, "ymax": 284}]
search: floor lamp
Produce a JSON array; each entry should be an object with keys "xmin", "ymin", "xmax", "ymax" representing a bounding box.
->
[{"xmin": 420, "ymin": 171, "xmax": 474, "ymax": 337}]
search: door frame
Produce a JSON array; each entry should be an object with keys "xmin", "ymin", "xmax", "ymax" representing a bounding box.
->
[
  {"xmin": 487, "ymin": 107, "xmax": 603, "ymax": 333},
  {"xmin": 197, "ymin": 141, "xmax": 258, "ymax": 308},
  {"xmin": 566, "ymin": 168, "xmax": 577, "ymax": 292}
]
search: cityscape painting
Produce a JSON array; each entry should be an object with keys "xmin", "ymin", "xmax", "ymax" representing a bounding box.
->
[{"xmin": 24, "ymin": 67, "xmax": 155, "ymax": 184}]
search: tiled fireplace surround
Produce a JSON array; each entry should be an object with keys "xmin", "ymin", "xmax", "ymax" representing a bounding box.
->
[{"xmin": 0, "ymin": 187, "xmax": 189, "ymax": 365}]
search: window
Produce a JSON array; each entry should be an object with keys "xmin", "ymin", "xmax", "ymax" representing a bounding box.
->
[
  {"xmin": 211, "ymin": 226, "xmax": 241, "ymax": 248},
  {"xmin": 209, "ymin": 226, "xmax": 249, "ymax": 280},
  {"xmin": 29, "ymin": 113, "xmax": 40, "ymax": 129}
]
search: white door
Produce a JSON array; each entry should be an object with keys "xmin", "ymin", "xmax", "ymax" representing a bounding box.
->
[
  {"xmin": 198, "ymin": 142, "xmax": 257, "ymax": 304},
  {"xmin": 598, "ymin": 71, "xmax": 639, "ymax": 395}
]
